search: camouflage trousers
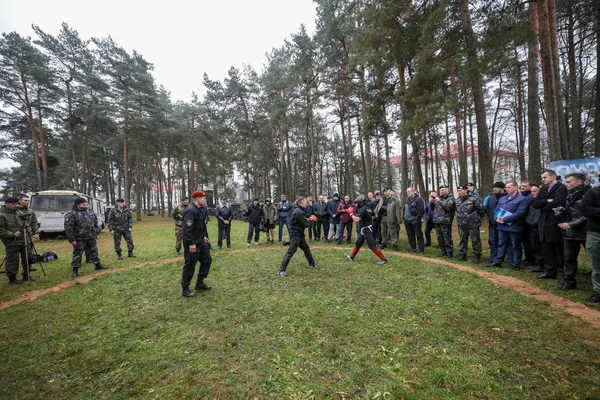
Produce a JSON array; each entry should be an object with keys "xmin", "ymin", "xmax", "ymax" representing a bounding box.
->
[
  {"xmin": 71, "ymin": 239, "xmax": 101, "ymax": 269},
  {"xmin": 435, "ymin": 223, "xmax": 454, "ymax": 252},
  {"xmin": 113, "ymin": 230, "xmax": 134, "ymax": 253},
  {"xmin": 175, "ymin": 226, "xmax": 183, "ymax": 251},
  {"xmin": 381, "ymin": 218, "xmax": 399, "ymax": 246},
  {"xmin": 458, "ymin": 225, "xmax": 482, "ymax": 257}
]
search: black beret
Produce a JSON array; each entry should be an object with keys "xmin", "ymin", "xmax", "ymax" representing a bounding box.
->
[
  {"xmin": 181, "ymin": 197, "xmax": 189, "ymax": 201},
  {"xmin": 458, "ymin": 185, "xmax": 469, "ymax": 190},
  {"xmin": 333, "ymin": 193, "xmax": 339, "ymax": 197},
  {"xmin": 116, "ymin": 198, "xmax": 125, "ymax": 203},
  {"xmin": 467, "ymin": 182, "xmax": 475, "ymax": 187},
  {"xmin": 4, "ymin": 196, "xmax": 19, "ymax": 203},
  {"xmin": 74, "ymin": 198, "xmax": 87, "ymax": 205},
  {"xmin": 439, "ymin": 185, "xmax": 449, "ymax": 189},
  {"xmin": 493, "ymin": 181, "xmax": 506, "ymax": 189}
]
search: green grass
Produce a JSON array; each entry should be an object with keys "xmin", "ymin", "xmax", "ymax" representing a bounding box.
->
[{"xmin": 1, "ymin": 217, "xmax": 600, "ymax": 399}]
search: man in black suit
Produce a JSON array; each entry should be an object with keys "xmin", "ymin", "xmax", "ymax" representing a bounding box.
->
[{"xmin": 530, "ymin": 170, "xmax": 567, "ymax": 279}]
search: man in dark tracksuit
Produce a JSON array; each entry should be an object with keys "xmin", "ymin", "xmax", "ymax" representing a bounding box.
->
[
  {"xmin": 215, "ymin": 196, "xmax": 233, "ymax": 249},
  {"xmin": 530, "ymin": 170, "xmax": 567, "ymax": 279},
  {"xmin": 181, "ymin": 190, "xmax": 212, "ymax": 297},
  {"xmin": 278, "ymin": 196, "xmax": 319, "ymax": 276},
  {"xmin": 404, "ymin": 188, "xmax": 425, "ymax": 254},
  {"xmin": 245, "ymin": 198, "xmax": 263, "ymax": 246},
  {"xmin": 64, "ymin": 198, "xmax": 107, "ymax": 277},
  {"xmin": 108, "ymin": 198, "xmax": 134, "ymax": 260},
  {"xmin": 344, "ymin": 197, "xmax": 388, "ymax": 264}
]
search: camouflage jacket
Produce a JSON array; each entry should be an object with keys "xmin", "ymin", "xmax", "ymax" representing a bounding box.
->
[
  {"xmin": 0, "ymin": 206, "xmax": 27, "ymax": 246},
  {"xmin": 433, "ymin": 194, "xmax": 456, "ymax": 225},
  {"xmin": 108, "ymin": 206, "xmax": 133, "ymax": 232},
  {"xmin": 172, "ymin": 204, "xmax": 189, "ymax": 227},
  {"xmin": 17, "ymin": 205, "xmax": 39, "ymax": 236},
  {"xmin": 455, "ymin": 193, "xmax": 485, "ymax": 228},
  {"xmin": 64, "ymin": 206, "xmax": 100, "ymax": 242}
]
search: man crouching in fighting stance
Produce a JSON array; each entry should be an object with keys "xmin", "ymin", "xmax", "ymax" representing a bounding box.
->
[{"xmin": 345, "ymin": 196, "xmax": 388, "ymax": 264}]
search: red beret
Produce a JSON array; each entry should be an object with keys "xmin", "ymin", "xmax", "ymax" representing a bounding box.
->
[{"xmin": 191, "ymin": 190, "xmax": 206, "ymax": 198}]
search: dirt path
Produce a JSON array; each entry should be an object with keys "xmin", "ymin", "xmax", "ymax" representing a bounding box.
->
[{"xmin": 2, "ymin": 247, "xmax": 600, "ymax": 329}]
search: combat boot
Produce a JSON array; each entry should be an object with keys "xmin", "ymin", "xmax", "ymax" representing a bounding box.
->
[
  {"xmin": 393, "ymin": 244, "xmax": 399, "ymax": 252},
  {"xmin": 182, "ymin": 288, "xmax": 195, "ymax": 297},
  {"xmin": 473, "ymin": 256, "xmax": 481, "ymax": 264},
  {"xmin": 457, "ymin": 254, "xmax": 466, "ymax": 261},
  {"xmin": 94, "ymin": 264, "xmax": 108, "ymax": 270},
  {"xmin": 446, "ymin": 251, "xmax": 453, "ymax": 258},
  {"xmin": 437, "ymin": 249, "xmax": 447, "ymax": 258},
  {"xmin": 72, "ymin": 268, "xmax": 79, "ymax": 277},
  {"xmin": 117, "ymin": 251, "xmax": 123, "ymax": 260},
  {"xmin": 195, "ymin": 279, "xmax": 212, "ymax": 291},
  {"xmin": 8, "ymin": 275, "xmax": 22, "ymax": 285},
  {"xmin": 128, "ymin": 251, "xmax": 135, "ymax": 258},
  {"xmin": 21, "ymin": 273, "xmax": 36, "ymax": 282}
]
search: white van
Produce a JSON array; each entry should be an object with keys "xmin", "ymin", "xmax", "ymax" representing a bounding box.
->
[{"xmin": 30, "ymin": 190, "xmax": 106, "ymax": 235}]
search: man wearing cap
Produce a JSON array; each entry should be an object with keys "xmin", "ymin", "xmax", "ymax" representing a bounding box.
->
[
  {"xmin": 0, "ymin": 196, "xmax": 35, "ymax": 284},
  {"xmin": 172, "ymin": 197, "xmax": 190, "ymax": 254},
  {"xmin": 432, "ymin": 185, "xmax": 456, "ymax": 258},
  {"xmin": 64, "ymin": 198, "xmax": 106, "ymax": 277},
  {"xmin": 483, "ymin": 182, "xmax": 507, "ymax": 266},
  {"xmin": 455, "ymin": 184, "xmax": 485, "ymax": 263},
  {"xmin": 467, "ymin": 182, "xmax": 479, "ymax": 197},
  {"xmin": 277, "ymin": 194, "xmax": 292, "ymax": 243},
  {"xmin": 215, "ymin": 196, "xmax": 233, "ymax": 249},
  {"xmin": 181, "ymin": 190, "xmax": 212, "ymax": 297},
  {"xmin": 108, "ymin": 198, "xmax": 134, "ymax": 260},
  {"xmin": 245, "ymin": 198, "xmax": 263, "ymax": 246},
  {"xmin": 375, "ymin": 187, "xmax": 403, "ymax": 252}
]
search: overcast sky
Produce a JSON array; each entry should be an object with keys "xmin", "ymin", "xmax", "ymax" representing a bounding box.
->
[
  {"xmin": 0, "ymin": 0, "xmax": 318, "ymax": 167},
  {"xmin": 0, "ymin": 0, "xmax": 317, "ymax": 101}
]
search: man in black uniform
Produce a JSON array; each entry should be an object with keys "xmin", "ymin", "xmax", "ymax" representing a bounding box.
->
[
  {"xmin": 278, "ymin": 196, "xmax": 320, "ymax": 276},
  {"xmin": 344, "ymin": 197, "xmax": 388, "ymax": 264},
  {"xmin": 181, "ymin": 190, "xmax": 213, "ymax": 297}
]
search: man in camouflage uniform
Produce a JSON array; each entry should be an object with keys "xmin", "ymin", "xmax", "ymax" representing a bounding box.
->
[
  {"xmin": 432, "ymin": 185, "xmax": 456, "ymax": 258},
  {"xmin": 108, "ymin": 198, "xmax": 134, "ymax": 260},
  {"xmin": 374, "ymin": 187, "xmax": 403, "ymax": 251},
  {"xmin": 65, "ymin": 198, "xmax": 107, "ymax": 277},
  {"xmin": 172, "ymin": 197, "xmax": 190, "ymax": 254},
  {"xmin": 17, "ymin": 194, "xmax": 40, "ymax": 275},
  {"xmin": 455, "ymin": 184, "xmax": 485, "ymax": 263}
]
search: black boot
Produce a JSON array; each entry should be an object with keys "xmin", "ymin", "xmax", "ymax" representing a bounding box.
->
[
  {"xmin": 438, "ymin": 249, "xmax": 447, "ymax": 258},
  {"xmin": 473, "ymin": 256, "xmax": 481, "ymax": 264},
  {"xmin": 117, "ymin": 251, "xmax": 123, "ymax": 260},
  {"xmin": 393, "ymin": 244, "xmax": 399, "ymax": 252},
  {"xmin": 95, "ymin": 264, "xmax": 108, "ymax": 270},
  {"xmin": 182, "ymin": 287, "xmax": 195, "ymax": 297},
  {"xmin": 72, "ymin": 268, "xmax": 79, "ymax": 277},
  {"xmin": 446, "ymin": 251, "xmax": 453, "ymax": 259},
  {"xmin": 128, "ymin": 251, "xmax": 135, "ymax": 258},
  {"xmin": 8, "ymin": 275, "xmax": 22, "ymax": 285},
  {"xmin": 195, "ymin": 279, "xmax": 212, "ymax": 291},
  {"xmin": 457, "ymin": 254, "xmax": 467, "ymax": 261},
  {"xmin": 21, "ymin": 274, "xmax": 36, "ymax": 282}
]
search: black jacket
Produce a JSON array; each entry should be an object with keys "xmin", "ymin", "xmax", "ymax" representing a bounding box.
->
[
  {"xmin": 581, "ymin": 186, "xmax": 600, "ymax": 233},
  {"xmin": 555, "ymin": 185, "xmax": 590, "ymax": 240},
  {"xmin": 290, "ymin": 205, "xmax": 311, "ymax": 237},
  {"xmin": 183, "ymin": 203, "xmax": 208, "ymax": 246},
  {"xmin": 215, "ymin": 204, "xmax": 233, "ymax": 227},
  {"xmin": 314, "ymin": 201, "xmax": 328, "ymax": 217},
  {"xmin": 530, "ymin": 182, "xmax": 567, "ymax": 242},
  {"xmin": 245, "ymin": 204, "xmax": 263, "ymax": 224}
]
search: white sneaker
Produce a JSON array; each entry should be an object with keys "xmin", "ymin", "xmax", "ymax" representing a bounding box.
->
[
  {"xmin": 247, "ymin": 243, "xmax": 250, "ymax": 247},
  {"xmin": 254, "ymin": 241, "xmax": 258, "ymax": 246}
]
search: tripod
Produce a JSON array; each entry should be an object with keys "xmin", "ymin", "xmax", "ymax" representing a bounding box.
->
[{"xmin": 4, "ymin": 215, "xmax": 47, "ymax": 281}]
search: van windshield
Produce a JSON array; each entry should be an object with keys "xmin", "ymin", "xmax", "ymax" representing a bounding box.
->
[{"xmin": 31, "ymin": 195, "xmax": 79, "ymax": 211}]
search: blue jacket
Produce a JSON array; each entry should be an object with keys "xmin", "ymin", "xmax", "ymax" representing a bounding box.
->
[
  {"xmin": 496, "ymin": 192, "xmax": 531, "ymax": 233},
  {"xmin": 277, "ymin": 200, "xmax": 292, "ymax": 218},
  {"xmin": 485, "ymin": 192, "xmax": 507, "ymax": 226},
  {"xmin": 425, "ymin": 201, "xmax": 434, "ymax": 220},
  {"xmin": 327, "ymin": 199, "xmax": 341, "ymax": 223}
]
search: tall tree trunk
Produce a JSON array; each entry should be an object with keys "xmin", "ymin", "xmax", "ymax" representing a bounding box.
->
[
  {"xmin": 528, "ymin": 0, "xmax": 542, "ymax": 179},
  {"xmin": 596, "ymin": 1, "xmax": 600, "ymax": 156},
  {"xmin": 459, "ymin": 0, "xmax": 493, "ymax": 191},
  {"xmin": 515, "ymin": 47, "xmax": 527, "ymax": 180},
  {"xmin": 538, "ymin": 0, "xmax": 562, "ymax": 161},
  {"xmin": 548, "ymin": 0, "xmax": 568, "ymax": 157},
  {"xmin": 450, "ymin": 56, "xmax": 468, "ymax": 184},
  {"xmin": 167, "ymin": 154, "xmax": 172, "ymax": 215},
  {"xmin": 123, "ymin": 102, "xmax": 130, "ymax": 206},
  {"xmin": 359, "ymin": 66, "xmax": 373, "ymax": 193},
  {"xmin": 339, "ymin": 38, "xmax": 354, "ymax": 197},
  {"xmin": 22, "ymin": 80, "xmax": 43, "ymax": 190},
  {"xmin": 375, "ymin": 127, "xmax": 383, "ymax": 189},
  {"xmin": 36, "ymin": 88, "xmax": 48, "ymax": 190},
  {"xmin": 567, "ymin": 7, "xmax": 582, "ymax": 158},
  {"xmin": 445, "ymin": 115, "xmax": 453, "ymax": 189},
  {"xmin": 66, "ymin": 80, "xmax": 79, "ymax": 190}
]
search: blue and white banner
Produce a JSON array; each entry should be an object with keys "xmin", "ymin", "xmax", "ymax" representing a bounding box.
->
[{"xmin": 547, "ymin": 157, "xmax": 600, "ymax": 186}]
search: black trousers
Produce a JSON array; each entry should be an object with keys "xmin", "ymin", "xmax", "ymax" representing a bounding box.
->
[
  {"xmin": 181, "ymin": 244, "xmax": 212, "ymax": 288},
  {"xmin": 521, "ymin": 223, "xmax": 534, "ymax": 264},
  {"xmin": 405, "ymin": 220, "xmax": 424, "ymax": 252},
  {"xmin": 307, "ymin": 221, "xmax": 317, "ymax": 240},
  {"xmin": 280, "ymin": 235, "xmax": 315, "ymax": 272},
  {"xmin": 424, "ymin": 218, "xmax": 434, "ymax": 245},
  {"xmin": 355, "ymin": 225, "xmax": 377, "ymax": 250},
  {"xmin": 542, "ymin": 239, "xmax": 564, "ymax": 276},
  {"xmin": 247, "ymin": 222, "xmax": 260, "ymax": 243},
  {"xmin": 563, "ymin": 239, "xmax": 585, "ymax": 284},
  {"xmin": 529, "ymin": 228, "xmax": 544, "ymax": 267},
  {"xmin": 316, "ymin": 216, "xmax": 329, "ymax": 239},
  {"xmin": 218, "ymin": 225, "xmax": 231, "ymax": 247}
]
